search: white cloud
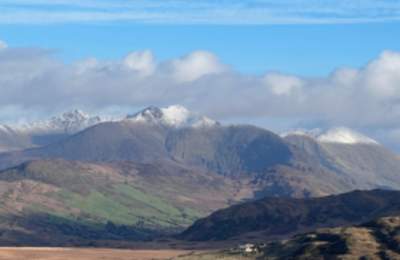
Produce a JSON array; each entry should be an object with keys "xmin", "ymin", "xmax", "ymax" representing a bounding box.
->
[
  {"xmin": 169, "ymin": 51, "xmax": 226, "ymax": 82},
  {"xmin": 2, "ymin": 46, "xmax": 400, "ymax": 148},
  {"xmin": 74, "ymin": 58, "xmax": 99, "ymax": 74},
  {"xmin": 263, "ymin": 73, "xmax": 304, "ymax": 96},
  {"xmin": 123, "ymin": 50, "xmax": 155, "ymax": 76},
  {"xmin": 363, "ymin": 51, "xmax": 400, "ymax": 98}
]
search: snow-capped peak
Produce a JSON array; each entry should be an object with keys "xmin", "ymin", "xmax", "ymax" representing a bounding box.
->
[
  {"xmin": 14, "ymin": 109, "xmax": 103, "ymax": 135},
  {"xmin": 317, "ymin": 127, "xmax": 378, "ymax": 145},
  {"xmin": 59, "ymin": 109, "xmax": 90, "ymax": 121},
  {"xmin": 126, "ymin": 105, "xmax": 218, "ymax": 128},
  {"xmin": 282, "ymin": 127, "xmax": 379, "ymax": 145}
]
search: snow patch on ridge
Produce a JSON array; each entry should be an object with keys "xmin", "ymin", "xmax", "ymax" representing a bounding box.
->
[
  {"xmin": 282, "ymin": 127, "xmax": 379, "ymax": 145},
  {"xmin": 317, "ymin": 127, "xmax": 378, "ymax": 145}
]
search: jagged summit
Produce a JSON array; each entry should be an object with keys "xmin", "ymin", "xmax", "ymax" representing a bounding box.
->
[
  {"xmin": 12, "ymin": 109, "xmax": 103, "ymax": 135},
  {"xmin": 126, "ymin": 105, "xmax": 218, "ymax": 128},
  {"xmin": 282, "ymin": 127, "xmax": 379, "ymax": 145},
  {"xmin": 128, "ymin": 106, "xmax": 164, "ymax": 122}
]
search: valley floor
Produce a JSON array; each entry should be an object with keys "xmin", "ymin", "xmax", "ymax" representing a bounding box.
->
[{"xmin": 0, "ymin": 247, "xmax": 193, "ymax": 260}]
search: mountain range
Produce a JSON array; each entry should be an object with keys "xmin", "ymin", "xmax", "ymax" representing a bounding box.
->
[
  {"xmin": 0, "ymin": 105, "xmax": 400, "ymax": 245},
  {"xmin": 2, "ymin": 105, "xmax": 400, "ymax": 195}
]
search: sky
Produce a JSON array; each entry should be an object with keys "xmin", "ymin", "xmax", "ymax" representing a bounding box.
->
[{"xmin": 1, "ymin": 0, "xmax": 400, "ymax": 149}]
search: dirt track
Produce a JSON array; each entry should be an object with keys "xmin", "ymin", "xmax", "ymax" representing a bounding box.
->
[{"xmin": 0, "ymin": 247, "xmax": 192, "ymax": 260}]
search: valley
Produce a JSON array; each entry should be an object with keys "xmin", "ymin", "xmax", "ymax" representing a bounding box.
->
[{"xmin": 1, "ymin": 8, "xmax": 399, "ymax": 259}]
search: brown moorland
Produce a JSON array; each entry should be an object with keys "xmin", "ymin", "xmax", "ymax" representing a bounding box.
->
[{"xmin": 0, "ymin": 247, "xmax": 194, "ymax": 260}]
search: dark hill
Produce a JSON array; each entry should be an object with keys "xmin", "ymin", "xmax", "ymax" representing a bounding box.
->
[
  {"xmin": 176, "ymin": 216, "xmax": 400, "ymax": 259},
  {"xmin": 179, "ymin": 189, "xmax": 400, "ymax": 241},
  {"xmin": 260, "ymin": 215, "xmax": 400, "ymax": 259}
]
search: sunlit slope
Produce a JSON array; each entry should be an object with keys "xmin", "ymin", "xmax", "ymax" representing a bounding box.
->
[{"xmin": 0, "ymin": 159, "xmax": 241, "ymax": 245}]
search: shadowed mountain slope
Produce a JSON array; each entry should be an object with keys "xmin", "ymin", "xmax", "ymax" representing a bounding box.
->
[
  {"xmin": 259, "ymin": 216, "xmax": 400, "ymax": 259},
  {"xmin": 176, "ymin": 216, "xmax": 400, "ymax": 260},
  {"xmin": 179, "ymin": 189, "xmax": 400, "ymax": 241},
  {"xmin": 1, "ymin": 117, "xmax": 293, "ymax": 179}
]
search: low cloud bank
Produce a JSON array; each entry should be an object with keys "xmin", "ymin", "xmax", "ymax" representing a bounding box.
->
[{"xmin": 1, "ymin": 40, "xmax": 400, "ymax": 149}]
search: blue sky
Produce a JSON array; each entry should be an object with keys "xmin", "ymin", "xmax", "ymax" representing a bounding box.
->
[
  {"xmin": 1, "ymin": 23, "xmax": 400, "ymax": 76},
  {"xmin": 1, "ymin": 1, "xmax": 400, "ymax": 149},
  {"xmin": 1, "ymin": 0, "xmax": 400, "ymax": 75},
  {"xmin": 2, "ymin": 0, "xmax": 400, "ymax": 24}
]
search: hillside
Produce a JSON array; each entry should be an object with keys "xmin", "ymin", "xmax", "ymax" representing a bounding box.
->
[
  {"xmin": 260, "ymin": 216, "xmax": 400, "ymax": 259},
  {"xmin": 0, "ymin": 159, "xmax": 250, "ymax": 245},
  {"xmin": 179, "ymin": 189, "xmax": 400, "ymax": 241},
  {"xmin": 24, "ymin": 123, "xmax": 292, "ymax": 177},
  {"xmin": 285, "ymin": 132, "xmax": 400, "ymax": 190},
  {"xmin": 175, "ymin": 216, "xmax": 400, "ymax": 260}
]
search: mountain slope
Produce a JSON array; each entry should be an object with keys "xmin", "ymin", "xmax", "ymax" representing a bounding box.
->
[
  {"xmin": 284, "ymin": 129, "xmax": 400, "ymax": 190},
  {"xmin": 0, "ymin": 159, "xmax": 252, "ymax": 245},
  {"xmin": 4, "ymin": 109, "xmax": 292, "ymax": 178},
  {"xmin": 176, "ymin": 216, "xmax": 400, "ymax": 260},
  {"xmin": 166, "ymin": 125, "xmax": 292, "ymax": 176},
  {"xmin": 260, "ymin": 215, "xmax": 400, "ymax": 259},
  {"xmin": 179, "ymin": 189, "xmax": 400, "ymax": 241},
  {"xmin": 28, "ymin": 121, "xmax": 169, "ymax": 162}
]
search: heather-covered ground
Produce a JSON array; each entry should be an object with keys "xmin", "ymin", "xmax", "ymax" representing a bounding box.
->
[{"xmin": 0, "ymin": 247, "xmax": 193, "ymax": 260}]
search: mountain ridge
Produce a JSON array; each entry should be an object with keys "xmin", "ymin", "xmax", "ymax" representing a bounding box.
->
[
  {"xmin": 0, "ymin": 105, "xmax": 387, "ymax": 153},
  {"xmin": 179, "ymin": 189, "xmax": 400, "ymax": 241},
  {"xmin": 282, "ymin": 127, "xmax": 379, "ymax": 145}
]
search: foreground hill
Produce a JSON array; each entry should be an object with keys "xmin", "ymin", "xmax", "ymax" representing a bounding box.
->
[
  {"xmin": 175, "ymin": 216, "xmax": 400, "ymax": 259},
  {"xmin": 0, "ymin": 159, "xmax": 251, "ymax": 246},
  {"xmin": 179, "ymin": 189, "xmax": 400, "ymax": 241},
  {"xmin": 260, "ymin": 215, "xmax": 400, "ymax": 259}
]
